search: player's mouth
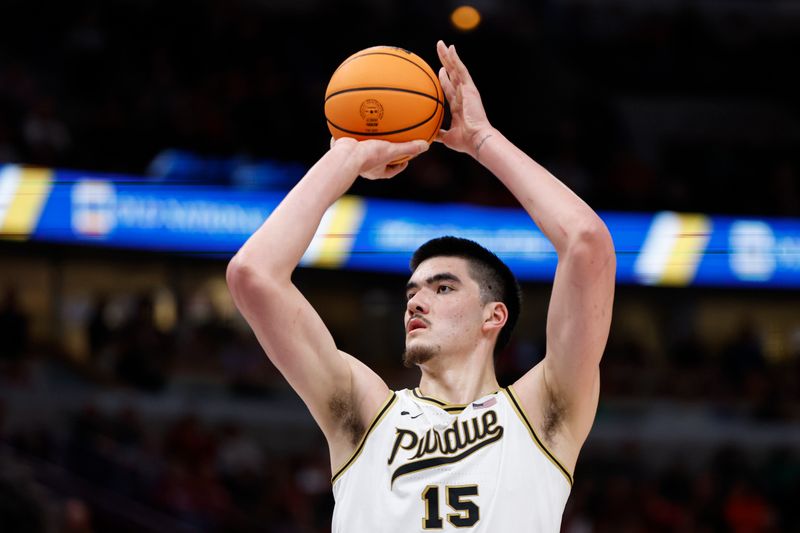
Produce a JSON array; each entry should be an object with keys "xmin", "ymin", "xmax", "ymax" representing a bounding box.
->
[{"xmin": 407, "ymin": 318, "xmax": 429, "ymax": 334}]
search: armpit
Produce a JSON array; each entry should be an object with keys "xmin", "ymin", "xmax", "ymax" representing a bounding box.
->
[
  {"xmin": 329, "ymin": 391, "xmax": 365, "ymax": 446},
  {"xmin": 541, "ymin": 390, "xmax": 567, "ymax": 444}
]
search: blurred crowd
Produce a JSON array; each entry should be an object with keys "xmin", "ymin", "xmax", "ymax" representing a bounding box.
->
[
  {"xmin": 2, "ymin": 0, "xmax": 800, "ymax": 531},
  {"xmin": 1, "ymin": 0, "xmax": 799, "ymax": 215},
  {"xmin": 2, "ymin": 280, "xmax": 800, "ymax": 531},
  {"xmin": 3, "ymin": 401, "xmax": 799, "ymax": 533},
  {"xmin": 581, "ymin": 319, "xmax": 800, "ymax": 422},
  {"xmin": 564, "ymin": 444, "xmax": 800, "ymax": 532},
  {"xmin": 3, "ymin": 285, "xmax": 799, "ymax": 422},
  {"xmin": 1, "ymin": 405, "xmax": 333, "ymax": 532}
]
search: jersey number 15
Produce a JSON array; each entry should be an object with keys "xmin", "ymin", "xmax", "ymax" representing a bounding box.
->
[{"xmin": 421, "ymin": 484, "xmax": 479, "ymax": 529}]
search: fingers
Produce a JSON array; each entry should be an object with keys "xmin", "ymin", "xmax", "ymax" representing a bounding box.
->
[
  {"xmin": 331, "ymin": 136, "xmax": 358, "ymax": 151},
  {"xmin": 439, "ymin": 67, "xmax": 456, "ymax": 105},
  {"xmin": 437, "ymin": 40, "xmax": 472, "ymax": 89},
  {"xmin": 436, "ymin": 40, "xmax": 449, "ymax": 71},
  {"xmin": 385, "ymin": 160, "xmax": 409, "ymax": 178},
  {"xmin": 362, "ymin": 160, "xmax": 409, "ymax": 181},
  {"xmin": 357, "ymin": 139, "xmax": 428, "ymax": 173},
  {"xmin": 437, "ymin": 41, "xmax": 458, "ymax": 86},
  {"xmin": 360, "ymin": 138, "xmax": 427, "ymax": 156},
  {"xmin": 449, "ymin": 45, "xmax": 473, "ymax": 83},
  {"xmin": 393, "ymin": 140, "xmax": 429, "ymax": 159}
]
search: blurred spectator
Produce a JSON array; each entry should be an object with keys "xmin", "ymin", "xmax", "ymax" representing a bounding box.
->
[
  {"xmin": 22, "ymin": 98, "xmax": 71, "ymax": 165},
  {"xmin": 771, "ymin": 161, "xmax": 800, "ymax": 217},
  {"xmin": 0, "ymin": 287, "xmax": 29, "ymax": 365},
  {"xmin": 0, "ymin": 477, "xmax": 46, "ymax": 533},
  {"xmin": 154, "ymin": 460, "xmax": 231, "ymax": 530},
  {"xmin": 0, "ymin": 121, "xmax": 21, "ymax": 162},
  {"xmin": 217, "ymin": 423, "xmax": 264, "ymax": 479},
  {"xmin": 723, "ymin": 479, "xmax": 775, "ymax": 533},
  {"xmin": 114, "ymin": 294, "xmax": 172, "ymax": 391},
  {"xmin": 86, "ymin": 293, "xmax": 112, "ymax": 365},
  {"xmin": 545, "ymin": 119, "xmax": 593, "ymax": 200},
  {"xmin": 164, "ymin": 414, "xmax": 217, "ymax": 468},
  {"xmin": 217, "ymin": 423, "xmax": 266, "ymax": 512},
  {"xmin": 721, "ymin": 319, "xmax": 767, "ymax": 393},
  {"xmin": 605, "ymin": 148, "xmax": 659, "ymax": 211},
  {"xmin": 62, "ymin": 498, "xmax": 94, "ymax": 533},
  {"xmin": 220, "ymin": 329, "xmax": 279, "ymax": 396}
]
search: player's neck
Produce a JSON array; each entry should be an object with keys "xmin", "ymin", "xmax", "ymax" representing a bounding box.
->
[{"xmin": 416, "ymin": 349, "xmax": 499, "ymax": 405}]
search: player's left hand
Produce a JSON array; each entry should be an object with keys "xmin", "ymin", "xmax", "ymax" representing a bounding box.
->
[
  {"xmin": 436, "ymin": 40, "xmax": 494, "ymax": 160},
  {"xmin": 332, "ymin": 137, "xmax": 429, "ymax": 180}
]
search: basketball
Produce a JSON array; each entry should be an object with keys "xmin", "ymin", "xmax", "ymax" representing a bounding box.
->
[{"xmin": 325, "ymin": 46, "xmax": 445, "ymax": 146}]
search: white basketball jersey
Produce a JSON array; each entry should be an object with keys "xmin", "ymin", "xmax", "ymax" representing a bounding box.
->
[{"xmin": 331, "ymin": 386, "xmax": 572, "ymax": 532}]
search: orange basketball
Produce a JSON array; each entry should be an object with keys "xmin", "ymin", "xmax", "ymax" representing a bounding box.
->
[{"xmin": 325, "ymin": 46, "xmax": 445, "ymax": 145}]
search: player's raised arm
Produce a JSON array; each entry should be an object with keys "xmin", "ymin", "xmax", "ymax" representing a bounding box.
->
[
  {"xmin": 226, "ymin": 138, "xmax": 428, "ymax": 459},
  {"xmin": 436, "ymin": 40, "xmax": 616, "ymax": 464}
]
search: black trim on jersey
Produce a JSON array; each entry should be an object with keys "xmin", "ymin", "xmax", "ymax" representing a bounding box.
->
[
  {"xmin": 503, "ymin": 387, "xmax": 574, "ymax": 486},
  {"xmin": 412, "ymin": 388, "xmax": 469, "ymax": 414},
  {"xmin": 413, "ymin": 388, "xmax": 449, "ymax": 406},
  {"xmin": 331, "ymin": 392, "xmax": 397, "ymax": 484}
]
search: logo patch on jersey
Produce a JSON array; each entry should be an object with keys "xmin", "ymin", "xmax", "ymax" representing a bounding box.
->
[
  {"xmin": 472, "ymin": 397, "xmax": 497, "ymax": 409},
  {"xmin": 387, "ymin": 410, "xmax": 503, "ymax": 486}
]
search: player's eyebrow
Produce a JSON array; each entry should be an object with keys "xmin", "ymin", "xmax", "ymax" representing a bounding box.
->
[{"xmin": 405, "ymin": 272, "xmax": 462, "ymax": 293}]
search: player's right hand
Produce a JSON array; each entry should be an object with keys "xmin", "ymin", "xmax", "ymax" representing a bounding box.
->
[
  {"xmin": 436, "ymin": 40, "xmax": 494, "ymax": 160},
  {"xmin": 332, "ymin": 137, "xmax": 429, "ymax": 180}
]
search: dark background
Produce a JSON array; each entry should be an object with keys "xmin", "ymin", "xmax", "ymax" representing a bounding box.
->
[
  {"xmin": 1, "ymin": 1, "xmax": 799, "ymax": 532},
  {"xmin": 2, "ymin": 0, "xmax": 799, "ymax": 215}
]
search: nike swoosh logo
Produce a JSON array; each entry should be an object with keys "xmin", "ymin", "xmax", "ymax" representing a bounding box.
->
[{"xmin": 401, "ymin": 411, "xmax": 423, "ymax": 418}]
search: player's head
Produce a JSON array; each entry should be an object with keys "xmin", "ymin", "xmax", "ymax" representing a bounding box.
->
[{"xmin": 403, "ymin": 236, "xmax": 521, "ymax": 367}]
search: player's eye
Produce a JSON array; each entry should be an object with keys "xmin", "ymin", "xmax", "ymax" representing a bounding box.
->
[
  {"xmin": 437, "ymin": 285, "xmax": 453, "ymax": 294},
  {"xmin": 406, "ymin": 292, "xmax": 416, "ymax": 301}
]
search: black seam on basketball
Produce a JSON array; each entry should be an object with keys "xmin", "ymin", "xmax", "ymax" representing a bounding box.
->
[
  {"xmin": 426, "ymin": 107, "xmax": 444, "ymax": 143},
  {"xmin": 332, "ymin": 50, "xmax": 439, "ymax": 98},
  {"xmin": 325, "ymin": 86, "xmax": 444, "ymax": 106},
  {"xmin": 326, "ymin": 101, "xmax": 443, "ymax": 137}
]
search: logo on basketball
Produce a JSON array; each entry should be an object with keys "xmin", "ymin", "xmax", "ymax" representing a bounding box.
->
[{"xmin": 359, "ymin": 99, "xmax": 384, "ymax": 131}]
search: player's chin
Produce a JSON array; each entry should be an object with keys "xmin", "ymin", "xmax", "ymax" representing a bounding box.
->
[{"xmin": 402, "ymin": 342, "xmax": 437, "ymax": 368}]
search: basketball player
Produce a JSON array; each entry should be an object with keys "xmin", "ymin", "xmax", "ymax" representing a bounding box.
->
[{"xmin": 226, "ymin": 41, "xmax": 615, "ymax": 531}]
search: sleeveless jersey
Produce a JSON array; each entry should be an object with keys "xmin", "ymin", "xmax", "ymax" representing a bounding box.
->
[{"xmin": 331, "ymin": 386, "xmax": 573, "ymax": 532}]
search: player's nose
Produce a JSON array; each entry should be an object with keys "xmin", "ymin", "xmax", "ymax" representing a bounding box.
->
[{"xmin": 406, "ymin": 291, "xmax": 429, "ymax": 315}]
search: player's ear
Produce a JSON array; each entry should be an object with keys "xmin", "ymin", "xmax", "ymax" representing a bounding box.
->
[{"xmin": 482, "ymin": 302, "xmax": 507, "ymax": 333}]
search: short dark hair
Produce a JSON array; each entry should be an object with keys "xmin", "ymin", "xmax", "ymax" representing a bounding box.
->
[{"xmin": 409, "ymin": 236, "xmax": 521, "ymax": 354}]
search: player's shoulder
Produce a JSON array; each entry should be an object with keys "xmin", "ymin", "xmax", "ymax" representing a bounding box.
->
[
  {"xmin": 339, "ymin": 351, "xmax": 392, "ymax": 407},
  {"xmin": 510, "ymin": 363, "xmax": 583, "ymax": 475}
]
